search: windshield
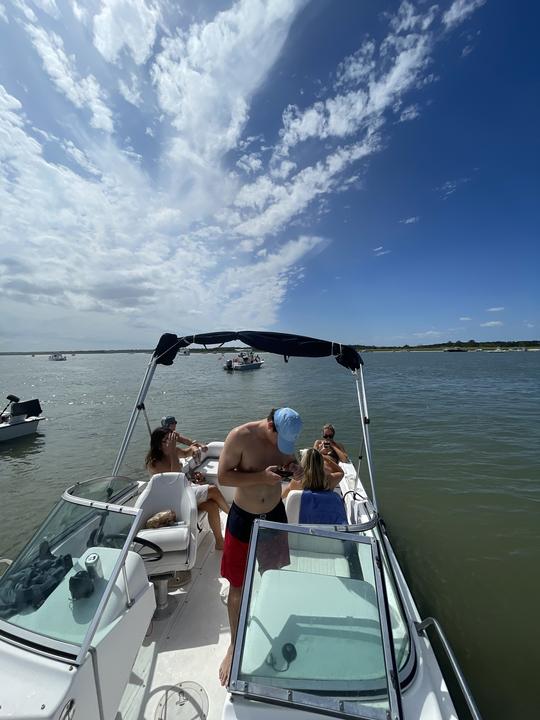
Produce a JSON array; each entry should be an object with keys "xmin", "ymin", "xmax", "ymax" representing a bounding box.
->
[
  {"xmin": 231, "ymin": 522, "xmax": 401, "ymax": 720},
  {"xmin": 0, "ymin": 479, "xmax": 138, "ymax": 651}
]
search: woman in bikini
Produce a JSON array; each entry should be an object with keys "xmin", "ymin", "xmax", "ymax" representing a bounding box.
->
[{"xmin": 145, "ymin": 426, "xmax": 229, "ymax": 550}]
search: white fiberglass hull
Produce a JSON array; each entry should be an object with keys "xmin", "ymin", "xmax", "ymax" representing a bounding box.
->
[
  {"xmin": 115, "ymin": 446, "xmax": 460, "ymax": 720},
  {"xmin": 224, "ymin": 361, "xmax": 264, "ymax": 371},
  {"xmin": 0, "ymin": 418, "xmax": 42, "ymax": 442}
]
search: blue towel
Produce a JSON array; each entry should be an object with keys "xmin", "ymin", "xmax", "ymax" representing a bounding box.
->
[{"xmin": 299, "ymin": 490, "xmax": 347, "ymax": 524}]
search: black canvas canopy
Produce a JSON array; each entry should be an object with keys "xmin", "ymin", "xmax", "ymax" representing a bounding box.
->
[
  {"xmin": 10, "ymin": 399, "xmax": 42, "ymax": 418},
  {"xmin": 152, "ymin": 331, "xmax": 362, "ymax": 372}
]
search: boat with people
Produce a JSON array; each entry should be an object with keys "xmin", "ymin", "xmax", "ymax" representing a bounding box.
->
[
  {"xmin": 224, "ymin": 350, "xmax": 264, "ymax": 371},
  {"xmin": 0, "ymin": 394, "xmax": 45, "ymax": 443},
  {"xmin": 48, "ymin": 352, "xmax": 67, "ymax": 361},
  {"xmin": 0, "ymin": 331, "xmax": 482, "ymax": 720}
]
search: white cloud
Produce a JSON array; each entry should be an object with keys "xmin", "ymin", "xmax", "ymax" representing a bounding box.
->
[
  {"xmin": 413, "ymin": 330, "xmax": 442, "ymax": 337},
  {"xmin": 399, "ymin": 216, "xmax": 419, "ymax": 224},
  {"xmin": 0, "ymin": 3, "xmax": 8, "ymax": 23},
  {"xmin": 0, "ymin": 1, "xmax": 492, "ymax": 347},
  {"xmin": 459, "ymin": 316, "xmax": 471, "ymax": 321},
  {"xmin": 236, "ymin": 152, "xmax": 263, "ymax": 174},
  {"xmin": 480, "ymin": 321, "xmax": 503, "ymax": 327},
  {"xmin": 398, "ymin": 104, "xmax": 420, "ymax": 122},
  {"xmin": 31, "ymin": 0, "xmax": 59, "ymax": 18},
  {"xmin": 118, "ymin": 74, "xmax": 142, "ymax": 106},
  {"xmin": 437, "ymin": 176, "xmax": 471, "ymax": 198},
  {"xmin": 93, "ymin": 0, "xmax": 160, "ymax": 65},
  {"xmin": 152, "ymin": 0, "xmax": 307, "ymax": 164},
  {"xmin": 443, "ymin": 0, "xmax": 486, "ymax": 30},
  {"xmin": 486, "ymin": 306, "xmax": 504, "ymax": 312},
  {"xmin": 25, "ymin": 23, "xmax": 114, "ymax": 132}
]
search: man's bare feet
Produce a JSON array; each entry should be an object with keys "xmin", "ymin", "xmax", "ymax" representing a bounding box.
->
[{"xmin": 219, "ymin": 644, "xmax": 234, "ymax": 686}]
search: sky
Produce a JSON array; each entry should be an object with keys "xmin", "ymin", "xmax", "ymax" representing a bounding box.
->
[{"xmin": 0, "ymin": 0, "xmax": 538, "ymax": 350}]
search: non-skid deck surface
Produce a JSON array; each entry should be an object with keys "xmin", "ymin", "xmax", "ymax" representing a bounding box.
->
[{"xmin": 117, "ymin": 528, "xmax": 230, "ymax": 720}]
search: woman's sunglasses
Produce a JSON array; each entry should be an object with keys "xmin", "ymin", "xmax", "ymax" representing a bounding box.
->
[{"xmin": 323, "ymin": 433, "xmax": 334, "ymax": 439}]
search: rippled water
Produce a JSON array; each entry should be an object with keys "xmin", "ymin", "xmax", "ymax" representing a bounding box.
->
[{"xmin": 1, "ymin": 349, "xmax": 538, "ymax": 718}]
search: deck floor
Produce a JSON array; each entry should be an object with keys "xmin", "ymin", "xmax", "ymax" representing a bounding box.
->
[{"xmin": 117, "ymin": 525, "xmax": 230, "ymax": 720}]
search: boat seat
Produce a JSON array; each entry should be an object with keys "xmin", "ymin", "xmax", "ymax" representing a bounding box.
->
[
  {"xmin": 133, "ymin": 473, "xmax": 198, "ymax": 611},
  {"xmin": 285, "ymin": 489, "xmax": 347, "ymax": 525},
  {"xmin": 284, "ymin": 490, "xmax": 350, "ymax": 576}
]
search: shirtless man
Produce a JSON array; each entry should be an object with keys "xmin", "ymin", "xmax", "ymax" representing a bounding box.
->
[{"xmin": 217, "ymin": 407, "xmax": 303, "ymax": 686}]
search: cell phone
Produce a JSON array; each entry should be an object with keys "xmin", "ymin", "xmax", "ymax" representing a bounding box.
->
[{"xmin": 274, "ymin": 467, "xmax": 293, "ymax": 478}]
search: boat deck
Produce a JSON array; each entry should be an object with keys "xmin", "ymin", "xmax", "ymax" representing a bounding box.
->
[{"xmin": 117, "ymin": 525, "xmax": 229, "ymax": 720}]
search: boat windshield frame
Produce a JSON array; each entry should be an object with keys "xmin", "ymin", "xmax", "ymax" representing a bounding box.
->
[
  {"xmin": 0, "ymin": 476, "xmax": 141, "ymax": 665},
  {"xmin": 229, "ymin": 519, "xmax": 402, "ymax": 720}
]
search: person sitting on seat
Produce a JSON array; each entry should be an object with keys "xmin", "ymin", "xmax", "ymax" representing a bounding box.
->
[
  {"xmin": 282, "ymin": 448, "xmax": 346, "ymax": 524},
  {"xmin": 313, "ymin": 423, "xmax": 349, "ymax": 463},
  {"xmin": 161, "ymin": 416, "xmax": 207, "ymax": 462},
  {"xmin": 145, "ymin": 427, "xmax": 229, "ymax": 550}
]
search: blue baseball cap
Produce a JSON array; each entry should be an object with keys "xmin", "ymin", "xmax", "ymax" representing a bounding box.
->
[{"xmin": 274, "ymin": 408, "xmax": 302, "ymax": 454}]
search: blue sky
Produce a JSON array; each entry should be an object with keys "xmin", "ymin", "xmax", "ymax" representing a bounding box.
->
[{"xmin": 0, "ymin": 0, "xmax": 538, "ymax": 350}]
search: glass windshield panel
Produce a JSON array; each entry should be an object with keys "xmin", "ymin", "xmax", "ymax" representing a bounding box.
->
[
  {"xmin": 378, "ymin": 545, "xmax": 410, "ymax": 670},
  {"xmin": 67, "ymin": 475, "xmax": 138, "ymax": 504},
  {"xmin": 0, "ymin": 496, "xmax": 136, "ymax": 648},
  {"xmin": 237, "ymin": 526, "xmax": 391, "ymax": 718}
]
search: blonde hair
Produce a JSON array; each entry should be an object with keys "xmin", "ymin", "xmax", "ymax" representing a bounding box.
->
[{"xmin": 300, "ymin": 448, "xmax": 328, "ymax": 491}]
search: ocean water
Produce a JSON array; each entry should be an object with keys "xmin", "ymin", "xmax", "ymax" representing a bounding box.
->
[{"xmin": 1, "ymin": 349, "xmax": 539, "ymax": 718}]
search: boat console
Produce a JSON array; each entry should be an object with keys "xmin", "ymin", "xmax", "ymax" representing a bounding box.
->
[{"xmin": 0, "ymin": 476, "xmax": 155, "ymax": 720}]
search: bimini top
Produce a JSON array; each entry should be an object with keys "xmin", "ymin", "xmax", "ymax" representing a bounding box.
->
[{"xmin": 152, "ymin": 331, "xmax": 362, "ymax": 372}]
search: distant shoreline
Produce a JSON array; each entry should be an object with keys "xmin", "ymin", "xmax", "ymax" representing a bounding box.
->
[{"xmin": 1, "ymin": 340, "xmax": 538, "ymax": 357}]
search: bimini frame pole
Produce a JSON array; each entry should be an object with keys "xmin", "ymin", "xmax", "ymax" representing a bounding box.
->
[
  {"xmin": 111, "ymin": 355, "xmax": 158, "ymax": 476},
  {"xmin": 353, "ymin": 365, "xmax": 379, "ymax": 513}
]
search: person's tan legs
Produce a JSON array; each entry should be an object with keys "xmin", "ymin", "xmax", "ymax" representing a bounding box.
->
[
  {"xmin": 219, "ymin": 584, "xmax": 242, "ymax": 686},
  {"xmin": 207, "ymin": 485, "xmax": 229, "ymax": 514},
  {"xmin": 198, "ymin": 499, "xmax": 224, "ymax": 549}
]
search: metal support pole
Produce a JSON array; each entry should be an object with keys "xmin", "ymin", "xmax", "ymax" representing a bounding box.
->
[
  {"xmin": 111, "ymin": 356, "xmax": 158, "ymax": 477},
  {"xmin": 353, "ymin": 368, "xmax": 378, "ymax": 513}
]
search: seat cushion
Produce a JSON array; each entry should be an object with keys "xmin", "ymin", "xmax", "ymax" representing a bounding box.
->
[{"xmin": 136, "ymin": 523, "xmax": 189, "ymax": 552}]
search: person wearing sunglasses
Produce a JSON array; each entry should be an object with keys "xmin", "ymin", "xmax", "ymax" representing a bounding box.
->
[{"xmin": 313, "ymin": 423, "xmax": 349, "ymax": 463}]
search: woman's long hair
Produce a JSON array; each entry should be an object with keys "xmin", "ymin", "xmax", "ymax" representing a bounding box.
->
[
  {"xmin": 145, "ymin": 426, "xmax": 169, "ymax": 468},
  {"xmin": 300, "ymin": 448, "xmax": 328, "ymax": 491}
]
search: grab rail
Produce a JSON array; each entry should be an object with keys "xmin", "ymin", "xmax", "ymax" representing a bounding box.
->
[{"xmin": 415, "ymin": 617, "xmax": 482, "ymax": 720}]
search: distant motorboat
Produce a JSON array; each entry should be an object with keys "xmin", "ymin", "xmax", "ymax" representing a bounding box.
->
[
  {"xmin": 224, "ymin": 352, "xmax": 264, "ymax": 371},
  {"xmin": 48, "ymin": 352, "xmax": 67, "ymax": 361},
  {"xmin": 0, "ymin": 395, "xmax": 45, "ymax": 443}
]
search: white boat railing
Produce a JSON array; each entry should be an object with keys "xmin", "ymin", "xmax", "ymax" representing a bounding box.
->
[{"xmin": 415, "ymin": 617, "xmax": 483, "ymax": 720}]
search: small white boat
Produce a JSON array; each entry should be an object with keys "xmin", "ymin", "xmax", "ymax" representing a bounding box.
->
[
  {"xmin": 48, "ymin": 352, "xmax": 67, "ymax": 361},
  {"xmin": 224, "ymin": 352, "xmax": 264, "ymax": 371},
  {"xmin": 0, "ymin": 331, "xmax": 482, "ymax": 720},
  {"xmin": 0, "ymin": 395, "xmax": 45, "ymax": 442}
]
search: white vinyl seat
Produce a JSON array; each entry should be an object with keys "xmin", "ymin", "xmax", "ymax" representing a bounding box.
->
[
  {"xmin": 285, "ymin": 489, "xmax": 303, "ymax": 523},
  {"xmin": 134, "ymin": 472, "xmax": 198, "ymax": 610}
]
